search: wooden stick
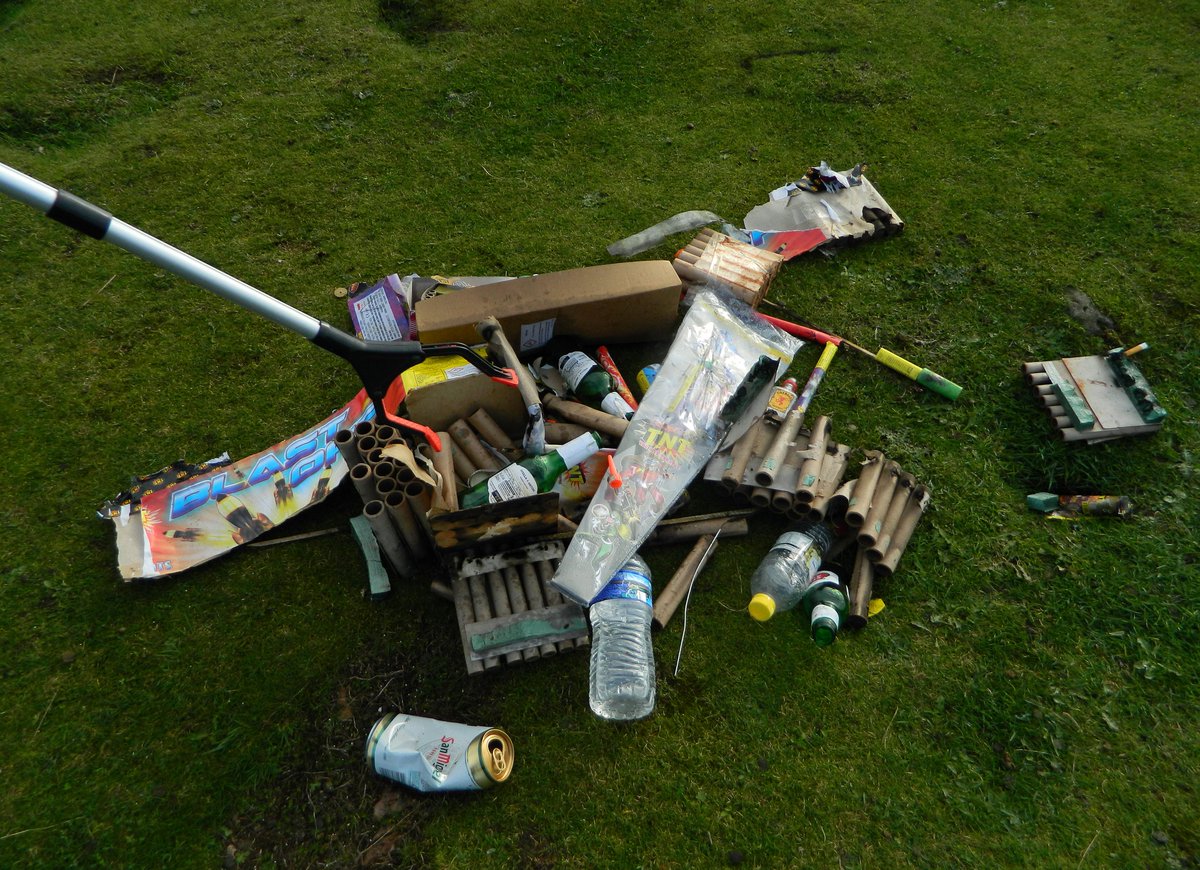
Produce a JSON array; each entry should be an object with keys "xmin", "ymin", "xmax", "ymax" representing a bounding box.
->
[
  {"xmin": 476, "ymin": 314, "xmax": 546, "ymax": 455},
  {"xmin": 544, "ymin": 421, "xmax": 590, "ymax": 444},
  {"xmin": 648, "ymin": 517, "xmax": 748, "ymax": 545},
  {"xmin": 653, "ymin": 533, "xmax": 718, "ymax": 629}
]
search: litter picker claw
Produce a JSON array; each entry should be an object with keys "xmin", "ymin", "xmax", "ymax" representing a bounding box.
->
[{"xmin": 0, "ymin": 162, "xmax": 518, "ymax": 449}]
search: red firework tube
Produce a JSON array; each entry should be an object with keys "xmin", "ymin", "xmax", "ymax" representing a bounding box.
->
[
  {"xmin": 757, "ymin": 313, "xmax": 842, "ymax": 347},
  {"xmin": 596, "ymin": 346, "xmax": 638, "ymax": 411}
]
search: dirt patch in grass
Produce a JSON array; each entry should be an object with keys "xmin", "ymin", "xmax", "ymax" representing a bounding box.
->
[
  {"xmin": 223, "ymin": 641, "xmax": 502, "ymax": 867},
  {"xmin": 378, "ymin": 0, "xmax": 460, "ymax": 44},
  {"xmin": 1064, "ymin": 286, "xmax": 1116, "ymax": 337}
]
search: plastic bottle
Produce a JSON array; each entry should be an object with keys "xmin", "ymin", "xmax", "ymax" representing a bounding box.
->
[
  {"xmin": 459, "ymin": 431, "xmax": 602, "ymax": 509},
  {"xmin": 588, "ymin": 555, "xmax": 655, "ymax": 721},
  {"xmin": 559, "ymin": 351, "xmax": 634, "ymax": 419},
  {"xmin": 802, "ymin": 570, "xmax": 849, "ymax": 646},
  {"xmin": 746, "ymin": 520, "xmax": 835, "ymax": 621}
]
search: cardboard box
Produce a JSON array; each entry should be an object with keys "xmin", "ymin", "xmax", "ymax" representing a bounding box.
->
[
  {"xmin": 401, "ymin": 349, "xmax": 526, "ymax": 434},
  {"xmin": 413, "ymin": 261, "xmax": 682, "ymax": 351}
]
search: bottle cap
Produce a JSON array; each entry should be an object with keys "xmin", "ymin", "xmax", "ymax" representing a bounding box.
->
[
  {"xmin": 748, "ymin": 593, "xmax": 777, "ymax": 622},
  {"xmin": 811, "ymin": 603, "xmax": 841, "ymax": 646}
]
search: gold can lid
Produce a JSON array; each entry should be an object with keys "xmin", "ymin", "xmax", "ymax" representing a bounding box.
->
[
  {"xmin": 467, "ymin": 728, "xmax": 514, "ymax": 787},
  {"xmin": 364, "ymin": 713, "xmax": 397, "ymax": 772}
]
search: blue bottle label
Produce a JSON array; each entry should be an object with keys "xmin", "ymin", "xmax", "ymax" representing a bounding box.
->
[{"xmin": 592, "ymin": 566, "xmax": 653, "ymax": 607}]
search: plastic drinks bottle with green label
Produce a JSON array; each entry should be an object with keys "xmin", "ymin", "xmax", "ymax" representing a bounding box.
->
[
  {"xmin": 459, "ymin": 431, "xmax": 602, "ymax": 509},
  {"xmin": 588, "ymin": 555, "xmax": 655, "ymax": 721},
  {"xmin": 746, "ymin": 520, "xmax": 834, "ymax": 621},
  {"xmin": 801, "ymin": 570, "xmax": 849, "ymax": 646}
]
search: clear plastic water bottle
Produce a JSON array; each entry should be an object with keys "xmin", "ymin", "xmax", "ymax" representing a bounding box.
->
[
  {"xmin": 802, "ymin": 570, "xmax": 849, "ymax": 647},
  {"xmin": 588, "ymin": 555, "xmax": 655, "ymax": 721},
  {"xmin": 747, "ymin": 520, "xmax": 835, "ymax": 621}
]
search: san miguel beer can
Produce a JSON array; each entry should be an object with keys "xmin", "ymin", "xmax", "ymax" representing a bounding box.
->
[{"xmin": 365, "ymin": 712, "xmax": 514, "ymax": 792}]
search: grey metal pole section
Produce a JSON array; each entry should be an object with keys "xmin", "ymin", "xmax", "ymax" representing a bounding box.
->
[{"xmin": 0, "ymin": 161, "xmax": 321, "ymax": 339}]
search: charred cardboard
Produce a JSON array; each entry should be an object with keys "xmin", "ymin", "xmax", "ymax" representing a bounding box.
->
[{"xmin": 413, "ymin": 261, "xmax": 682, "ymax": 351}]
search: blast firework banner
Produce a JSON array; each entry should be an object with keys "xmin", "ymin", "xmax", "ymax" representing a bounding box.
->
[{"xmin": 99, "ymin": 390, "xmax": 374, "ymax": 580}]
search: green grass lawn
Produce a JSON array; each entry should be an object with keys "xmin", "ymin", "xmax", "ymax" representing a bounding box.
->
[{"xmin": 2, "ymin": 0, "xmax": 1198, "ymax": 866}]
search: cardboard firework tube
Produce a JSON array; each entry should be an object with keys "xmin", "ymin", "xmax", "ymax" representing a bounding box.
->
[
  {"xmin": 749, "ymin": 486, "xmax": 774, "ymax": 509},
  {"xmin": 867, "ymin": 473, "xmax": 917, "ymax": 562},
  {"xmin": 500, "ymin": 567, "xmax": 539, "ymax": 662},
  {"xmin": 468, "ymin": 407, "xmax": 517, "ymax": 450},
  {"xmin": 356, "ymin": 435, "xmax": 378, "ymax": 459},
  {"xmin": 450, "ymin": 418, "xmax": 501, "ymax": 472},
  {"xmin": 403, "ymin": 479, "xmax": 435, "ymax": 550},
  {"xmin": 429, "ymin": 580, "xmax": 455, "ymax": 603},
  {"xmin": 756, "ymin": 408, "xmax": 806, "ymax": 487},
  {"xmin": 858, "ymin": 461, "xmax": 900, "ymax": 548},
  {"xmin": 334, "ymin": 428, "xmax": 363, "ymax": 469},
  {"xmin": 544, "ymin": 421, "xmax": 590, "ymax": 444},
  {"xmin": 771, "ymin": 483, "xmax": 796, "ymax": 514},
  {"xmin": 375, "ymin": 476, "xmax": 398, "ymax": 500},
  {"xmin": 366, "ymin": 447, "xmax": 388, "ymax": 467},
  {"xmin": 825, "ymin": 478, "xmax": 856, "ymax": 523},
  {"xmin": 653, "ymin": 533, "xmax": 719, "ymax": 630},
  {"xmin": 476, "ymin": 315, "xmax": 546, "ymax": 455},
  {"xmin": 363, "ymin": 500, "xmax": 414, "ymax": 579},
  {"xmin": 722, "ymin": 416, "xmax": 768, "ymax": 491},
  {"xmin": 430, "ymin": 433, "xmax": 458, "ymax": 512},
  {"xmin": 385, "ymin": 491, "xmax": 429, "ymax": 562},
  {"xmin": 543, "ymin": 395, "xmax": 628, "ymax": 440},
  {"xmin": 847, "ymin": 547, "xmax": 874, "ymax": 630},
  {"xmin": 535, "ymin": 559, "xmax": 582, "ymax": 652},
  {"xmin": 484, "ymin": 570, "xmax": 523, "ymax": 666},
  {"xmin": 806, "ymin": 444, "xmax": 852, "ymax": 520},
  {"xmin": 794, "ymin": 416, "xmax": 832, "ymax": 503},
  {"xmin": 374, "ymin": 425, "xmax": 399, "ymax": 445},
  {"xmin": 350, "ymin": 463, "xmax": 377, "ymax": 506},
  {"xmin": 1028, "ymin": 372, "xmax": 1051, "ymax": 386},
  {"xmin": 468, "ymin": 574, "xmax": 502, "ymax": 669},
  {"xmin": 875, "ymin": 487, "xmax": 932, "ymax": 577},
  {"xmin": 353, "ymin": 420, "xmax": 376, "ymax": 439},
  {"xmin": 650, "ymin": 517, "xmax": 748, "ymax": 545},
  {"xmin": 846, "ymin": 451, "xmax": 885, "ymax": 527},
  {"xmin": 519, "ymin": 563, "xmax": 558, "ymax": 658},
  {"xmin": 374, "ymin": 460, "xmax": 397, "ymax": 483},
  {"xmin": 450, "ymin": 437, "xmax": 478, "ymax": 482}
]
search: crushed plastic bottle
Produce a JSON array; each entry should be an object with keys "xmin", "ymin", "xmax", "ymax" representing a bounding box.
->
[
  {"xmin": 588, "ymin": 555, "xmax": 655, "ymax": 721},
  {"xmin": 747, "ymin": 520, "xmax": 834, "ymax": 621}
]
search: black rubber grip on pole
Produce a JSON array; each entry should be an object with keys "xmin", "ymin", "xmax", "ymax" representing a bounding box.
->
[{"xmin": 46, "ymin": 190, "xmax": 112, "ymax": 239}]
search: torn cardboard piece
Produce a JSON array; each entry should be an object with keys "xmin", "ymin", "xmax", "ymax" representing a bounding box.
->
[{"xmin": 100, "ymin": 390, "xmax": 373, "ymax": 580}]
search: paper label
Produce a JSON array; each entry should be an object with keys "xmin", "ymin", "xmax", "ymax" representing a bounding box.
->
[
  {"xmin": 770, "ymin": 531, "xmax": 822, "ymax": 580},
  {"xmin": 591, "ymin": 565, "xmax": 652, "ymax": 607},
  {"xmin": 519, "ymin": 318, "xmax": 556, "ymax": 352},
  {"xmin": 600, "ymin": 392, "xmax": 634, "ymax": 418},
  {"xmin": 486, "ymin": 464, "xmax": 538, "ymax": 503},
  {"xmin": 559, "ymin": 352, "xmax": 595, "ymax": 391}
]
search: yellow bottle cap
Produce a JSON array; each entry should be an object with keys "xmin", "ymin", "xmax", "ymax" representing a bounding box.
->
[{"xmin": 748, "ymin": 593, "xmax": 776, "ymax": 622}]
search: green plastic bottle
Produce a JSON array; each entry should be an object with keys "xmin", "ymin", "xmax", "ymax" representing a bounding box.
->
[
  {"xmin": 459, "ymin": 431, "xmax": 603, "ymax": 509},
  {"xmin": 801, "ymin": 570, "xmax": 849, "ymax": 647}
]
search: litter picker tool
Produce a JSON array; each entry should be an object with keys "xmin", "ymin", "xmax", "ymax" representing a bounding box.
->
[{"xmin": 0, "ymin": 162, "xmax": 519, "ymax": 450}]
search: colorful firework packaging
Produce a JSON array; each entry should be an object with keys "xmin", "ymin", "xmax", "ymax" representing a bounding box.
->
[{"xmin": 551, "ymin": 291, "xmax": 800, "ymax": 606}]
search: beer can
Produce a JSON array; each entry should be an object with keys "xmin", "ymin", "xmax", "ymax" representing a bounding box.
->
[{"xmin": 365, "ymin": 712, "xmax": 514, "ymax": 792}]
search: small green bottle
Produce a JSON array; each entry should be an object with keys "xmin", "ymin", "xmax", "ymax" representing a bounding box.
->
[
  {"xmin": 459, "ymin": 431, "xmax": 603, "ymax": 509},
  {"xmin": 801, "ymin": 570, "xmax": 849, "ymax": 647},
  {"xmin": 558, "ymin": 351, "xmax": 617, "ymax": 403}
]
